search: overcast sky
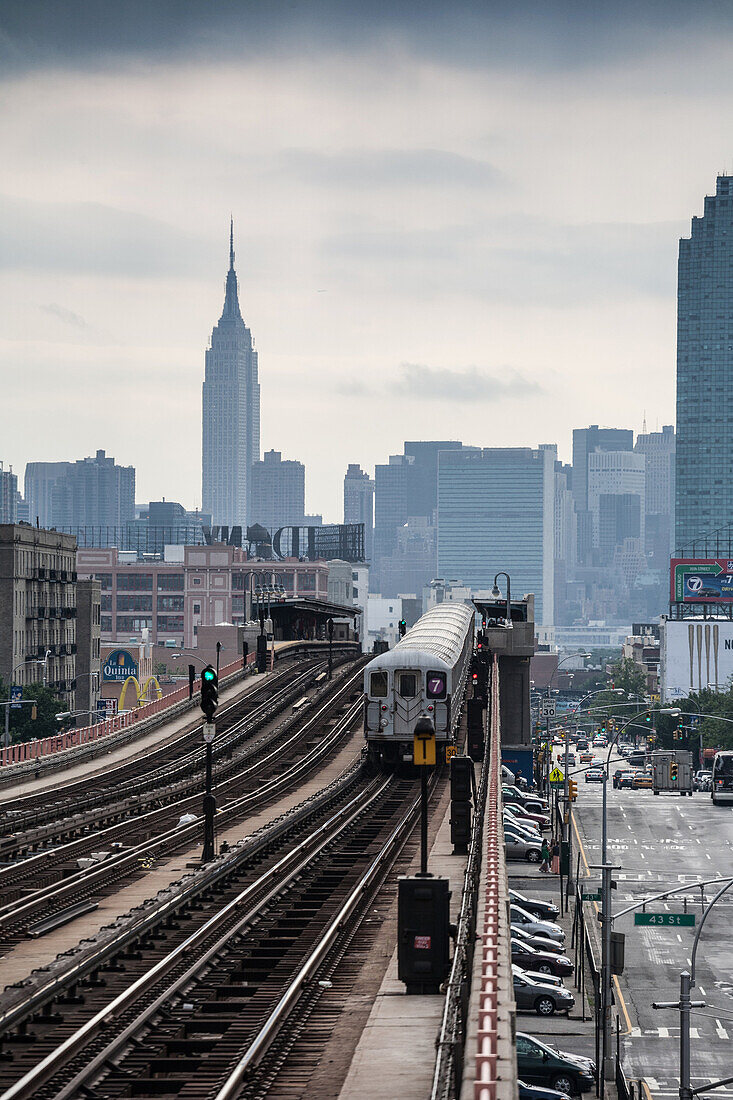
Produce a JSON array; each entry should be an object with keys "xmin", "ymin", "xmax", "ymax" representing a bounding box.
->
[{"xmin": 2, "ymin": 1, "xmax": 733, "ymax": 522}]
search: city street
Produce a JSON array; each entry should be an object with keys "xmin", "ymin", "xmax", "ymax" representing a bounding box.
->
[{"xmin": 564, "ymin": 747, "xmax": 733, "ymax": 1099}]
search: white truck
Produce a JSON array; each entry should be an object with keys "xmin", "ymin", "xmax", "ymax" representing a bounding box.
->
[{"xmin": 652, "ymin": 750, "xmax": 693, "ymax": 796}]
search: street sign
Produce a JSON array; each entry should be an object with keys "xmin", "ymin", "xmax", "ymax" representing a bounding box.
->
[
  {"xmin": 445, "ymin": 745, "xmax": 457, "ymax": 761},
  {"xmin": 203, "ymin": 722, "xmax": 216, "ymax": 744},
  {"xmin": 582, "ymin": 890, "xmax": 602, "ymax": 902},
  {"xmin": 549, "ymin": 767, "xmax": 564, "ymax": 784},
  {"xmin": 634, "ymin": 912, "xmax": 696, "ymax": 927},
  {"xmin": 541, "ymin": 700, "xmax": 556, "ymax": 718},
  {"xmin": 10, "ymin": 685, "xmax": 22, "ymax": 710}
]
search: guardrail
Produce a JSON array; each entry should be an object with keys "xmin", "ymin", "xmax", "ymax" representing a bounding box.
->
[
  {"xmin": 0, "ymin": 641, "xmax": 359, "ymax": 771},
  {"xmin": 462, "ymin": 655, "xmax": 517, "ymax": 1100}
]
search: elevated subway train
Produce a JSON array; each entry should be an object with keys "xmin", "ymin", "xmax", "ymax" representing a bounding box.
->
[{"xmin": 363, "ymin": 603, "xmax": 475, "ymax": 766}]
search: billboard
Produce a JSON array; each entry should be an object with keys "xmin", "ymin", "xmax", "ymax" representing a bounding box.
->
[
  {"xmin": 102, "ymin": 649, "xmax": 139, "ymax": 683},
  {"xmin": 671, "ymin": 558, "xmax": 733, "ymax": 603},
  {"xmin": 661, "ymin": 619, "xmax": 733, "ymax": 701}
]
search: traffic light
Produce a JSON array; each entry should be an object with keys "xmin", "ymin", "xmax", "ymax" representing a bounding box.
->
[
  {"xmin": 644, "ymin": 710, "xmax": 652, "ymax": 724},
  {"xmin": 670, "ymin": 761, "xmax": 678, "ymax": 781},
  {"xmin": 569, "ymin": 780, "xmax": 578, "ymax": 802},
  {"xmin": 600, "ymin": 721, "xmax": 607, "ymax": 735},
  {"xmin": 200, "ymin": 665, "xmax": 218, "ymax": 721},
  {"xmin": 398, "ymin": 619, "xmax": 407, "ymax": 638}
]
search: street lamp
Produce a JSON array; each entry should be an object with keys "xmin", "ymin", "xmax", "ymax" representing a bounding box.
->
[
  {"xmin": 593, "ymin": 703, "xmax": 680, "ymax": 1094},
  {"xmin": 490, "ymin": 572, "xmax": 512, "ymax": 627}
]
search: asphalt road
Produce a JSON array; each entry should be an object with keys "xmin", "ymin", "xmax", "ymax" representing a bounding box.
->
[{"xmin": 559, "ymin": 746, "xmax": 733, "ymax": 1100}]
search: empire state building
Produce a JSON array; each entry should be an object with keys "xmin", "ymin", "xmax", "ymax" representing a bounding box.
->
[{"xmin": 202, "ymin": 223, "xmax": 260, "ymax": 527}]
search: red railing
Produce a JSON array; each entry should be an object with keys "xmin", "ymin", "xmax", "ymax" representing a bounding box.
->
[
  {"xmin": 474, "ymin": 654, "xmax": 505, "ymax": 1100},
  {"xmin": 0, "ymin": 653, "xmax": 255, "ymax": 769}
]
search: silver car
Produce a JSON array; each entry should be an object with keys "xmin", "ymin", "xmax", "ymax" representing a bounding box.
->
[
  {"xmin": 505, "ymin": 808, "xmax": 542, "ymax": 835},
  {"xmin": 510, "ymin": 904, "xmax": 565, "ymax": 943},
  {"xmin": 505, "ymin": 831, "xmax": 542, "ymax": 863}
]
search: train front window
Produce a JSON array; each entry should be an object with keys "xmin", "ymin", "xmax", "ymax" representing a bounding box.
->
[
  {"xmin": 399, "ymin": 673, "xmax": 417, "ymax": 698},
  {"xmin": 370, "ymin": 671, "xmax": 388, "ymax": 698},
  {"xmin": 426, "ymin": 671, "xmax": 447, "ymax": 699}
]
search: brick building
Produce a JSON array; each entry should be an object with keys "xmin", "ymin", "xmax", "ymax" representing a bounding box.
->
[{"xmin": 77, "ymin": 545, "xmax": 330, "ymax": 649}]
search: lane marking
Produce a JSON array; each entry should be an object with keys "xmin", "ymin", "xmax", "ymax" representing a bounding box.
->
[{"xmin": 571, "ymin": 809, "xmax": 632, "ymax": 1034}]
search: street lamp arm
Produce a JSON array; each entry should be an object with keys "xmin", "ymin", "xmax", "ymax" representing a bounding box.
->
[
  {"xmin": 612, "ymin": 875, "xmax": 733, "ymax": 922},
  {"xmin": 690, "ymin": 878, "xmax": 733, "ymax": 986}
]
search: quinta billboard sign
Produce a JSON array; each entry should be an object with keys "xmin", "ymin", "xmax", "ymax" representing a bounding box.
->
[{"xmin": 102, "ymin": 649, "xmax": 139, "ymax": 683}]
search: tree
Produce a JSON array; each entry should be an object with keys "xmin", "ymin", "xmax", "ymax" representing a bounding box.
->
[
  {"xmin": 0, "ymin": 678, "xmax": 66, "ymax": 743},
  {"xmin": 607, "ymin": 657, "xmax": 647, "ymax": 699}
]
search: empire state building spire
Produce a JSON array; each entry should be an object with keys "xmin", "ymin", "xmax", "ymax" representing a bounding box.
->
[
  {"xmin": 203, "ymin": 220, "xmax": 261, "ymax": 528},
  {"xmin": 221, "ymin": 217, "xmax": 242, "ymax": 321}
]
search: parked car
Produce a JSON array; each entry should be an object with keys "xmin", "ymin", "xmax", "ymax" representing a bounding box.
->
[
  {"xmin": 513, "ymin": 970, "xmax": 575, "ymax": 1015},
  {"xmin": 516, "ymin": 1032, "xmax": 596, "ymax": 1094},
  {"xmin": 510, "ymin": 889, "xmax": 560, "ymax": 921},
  {"xmin": 511, "ymin": 939, "xmax": 574, "ymax": 977},
  {"xmin": 618, "ymin": 771, "xmax": 636, "ymax": 790},
  {"xmin": 512, "ymin": 925, "xmax": 565, "ymax": 956},
  {"xmin": 505, "ymin": 808, "xmax": 542, "ymax": 835},
  {"xmin": 510, "ymin": 904, "xmax": 565, "ymax": 943},
  {"xmin": 513, "ymin": 963, "xmax": 566, "ymax": 989},
  {"xmin": 505, "ymin": 817, "xmax": 542, "ymax": 842},
  {"xmin": 632, "ymin": 771, "xmax": 653, "ymax": 790},
  {"xmin": 584, "ymin": 767, "xmax": 604, "ymax": 783},
  {"xmin": 505, "ymin": 832, "xmax": 542, "ymax": 863},
  {"xmin": 519, "ymin": 1080, "xmax": 571, "ymax": 1100},
  {"xmin": 503, "ymin": 786, "xmax": 550, "ymax": 813}
]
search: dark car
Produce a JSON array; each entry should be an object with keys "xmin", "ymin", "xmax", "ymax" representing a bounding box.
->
[
  {"xmin": 511, "ymin": 938, "xmax": 573, "ymax": 977},
  {"xmin": 613, "ymin": 768, "xmax": 633, "ymax": 789},
  {"xmin": 512, "ymin": 925, "xmax": 565, "ymax": 956},
  {"xmin": 519, "ymin": 1080, "xmax": 571, "ymax": 1100},
  {"xmin": 618, "ymin": 771, "xmax": 636, "ymax": 790},
  {"xmin": 516, "ymin": 1032, "xmax": 596, "ymax": 1095},
  {"xmin": 510, "ymin": 889, "xmax": 560, "ymax": 922},
  {"xmin": 513, "ymin": 971, "xmax": 575, "ymax": 1016}
]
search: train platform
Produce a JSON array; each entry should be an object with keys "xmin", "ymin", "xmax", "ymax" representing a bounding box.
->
[
  {"xmin": 0, "ymin": 666, "xmax": 283, "ymax": 802},
  {"xmin": 338, "ymin": 778, "xmax": 468, "ymax": 1100}
]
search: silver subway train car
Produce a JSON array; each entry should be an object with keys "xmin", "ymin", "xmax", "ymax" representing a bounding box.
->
[{"xmin": 363, "ymin": 603, "xmax": 475, "ymax": 766}]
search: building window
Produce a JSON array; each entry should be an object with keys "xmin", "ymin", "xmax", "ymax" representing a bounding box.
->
[
  {"xmin": 157, "ymin": 616, "xmax": 184, "ymax": 632},
  {"xmin": 116, "ymin": 594, "xmax": 153, "ymax": 612},
  {"xmin": 193, "ymin": 603, "xmax": 200, "ymax": 613},
  {"xmin": 157, "ymin": 574, "xmax": 184, "ymax": 591},
  {"xmin": 192, "ymin": 577, "xmax": 202, "ymax": 585},
  {"xmin": 157, "ymin": 596, "xmax": 184, "ymax": 612},
  {"xmin": 116, "ymin": 574, "xmax": 153, "ymax": 591}
]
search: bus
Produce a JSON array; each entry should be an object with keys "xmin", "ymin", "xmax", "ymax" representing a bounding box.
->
[{"xmin": 711, "ymin": 751, "xmax": 733, "ymax": 806}]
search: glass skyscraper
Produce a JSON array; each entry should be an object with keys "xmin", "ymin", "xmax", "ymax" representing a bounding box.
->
[
  {"xmin": 437, "ymin": 445, "xmax": 556, "ymax": 625},
  {"xmin": 676, "ymin": 175, "xmax": 733, "ymax": 550}
]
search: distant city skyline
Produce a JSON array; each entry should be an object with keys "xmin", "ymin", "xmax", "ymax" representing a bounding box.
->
[{"xmin": 4, "ymin": 4, "xmax": 733, "ymax": 518}]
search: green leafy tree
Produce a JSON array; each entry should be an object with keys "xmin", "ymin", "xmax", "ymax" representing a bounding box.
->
[{"xmin": 0, "ymin": 678, "xmax": 66, "ymax": 743}]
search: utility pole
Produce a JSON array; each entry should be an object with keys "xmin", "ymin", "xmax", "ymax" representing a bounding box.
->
[
  {"xmin": 200, "ymin": 665, "xmax": 219, "ymax": 862},
  {"xmin": 652, "ymin": 971, "xmax": 703, "ymax": 1100},
  {"xmin": 327, "ymin": 617, "xmax": 334, "ymax": 680},
  {"xmin": 591, "ymin": 860, "xmax": 615, "ymax": 1096}
]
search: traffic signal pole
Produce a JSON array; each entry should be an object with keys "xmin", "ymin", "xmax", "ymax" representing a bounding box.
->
[{"xmin": 200, "ymin": 665, "xmax": 219, "ymax": 863}]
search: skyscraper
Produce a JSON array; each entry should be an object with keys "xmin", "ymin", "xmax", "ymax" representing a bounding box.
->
[
  {"xmin": 343, "ymin": 464, "xmax": 374, "ymax": 562},
  {"xmin": 202, "ymin": 222, "xmax": 260, "ymax": 528},
  {"xmin": 572, "ymin": 425, "xmax": 634, "ymax": 564},
  {"xmin": 24, "ymin": 451, "xmax": 134, "ymax": 530},
  {"xmin": 250, "ymin": 450, "xmax": 306, "ymax": 531},
  {"xmin": 676, "ymin": 176, "xmax": 733, "ymax": 548},
  {"xmin": 437, "ymin": 445, "xmax": 555, "ymax": 625},
  {"xmin": 635, "ymin": 424, "xmax": 675, "ymax": 562},
  {"xmin": 0, "ymin": 464, "xmax": 17, "ymax": 524}
]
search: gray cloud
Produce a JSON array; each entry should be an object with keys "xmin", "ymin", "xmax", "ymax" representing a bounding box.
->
[
  {"xmin": 1, "ymin": 1, "xmax": 732, "ymax": 76},
  {"xmin": 40, "ymin": 302, "xmax": 92, "ymax": 330},
  {"xmin": 278, "ymin": 148, "xmax": 503, "ymax": 190},
  {"xmin": 0, "ymin": 196, "xmax": 207, "ymax": 277},
  {"xmin": 398, "ymin": 363, "xmax": 541, "ymax": 402}
]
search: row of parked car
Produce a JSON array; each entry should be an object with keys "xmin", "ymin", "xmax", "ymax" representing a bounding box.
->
[
  {"xmin": 503, "ymin": 784, "xmax": 551, "ymax": 862},
  {"xmin": 509, "ymin": 888, "xmax": 597, "ymax": 1094}
]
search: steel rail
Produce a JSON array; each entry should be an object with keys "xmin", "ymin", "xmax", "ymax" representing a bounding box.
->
[
  {"xmin": 0, "ymin": 659, "xmax": 363, "ymax": 891},
  {"xmin": 0, "ymin": 777, "xmax": 392, "ymax": 1100},
  {"xmin": 0, "ymin": 692, "xmax": 364, "ymax": 938},
  {"xmin": 214, "ymin": 775, "xmax": 435, "ymax": 1097}
]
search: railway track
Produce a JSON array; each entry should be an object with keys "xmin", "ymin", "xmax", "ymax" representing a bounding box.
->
[
  {"xmin": 0, "ymin": 663, "xmax": 368, "ymax": 947},
  {"xmin": 0, "ymin": 655, "xmax": 347, "ymax": 845},
  {"xmin": 0, "ymin": 765, "xmax": 434, "ymax": 1100}
]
